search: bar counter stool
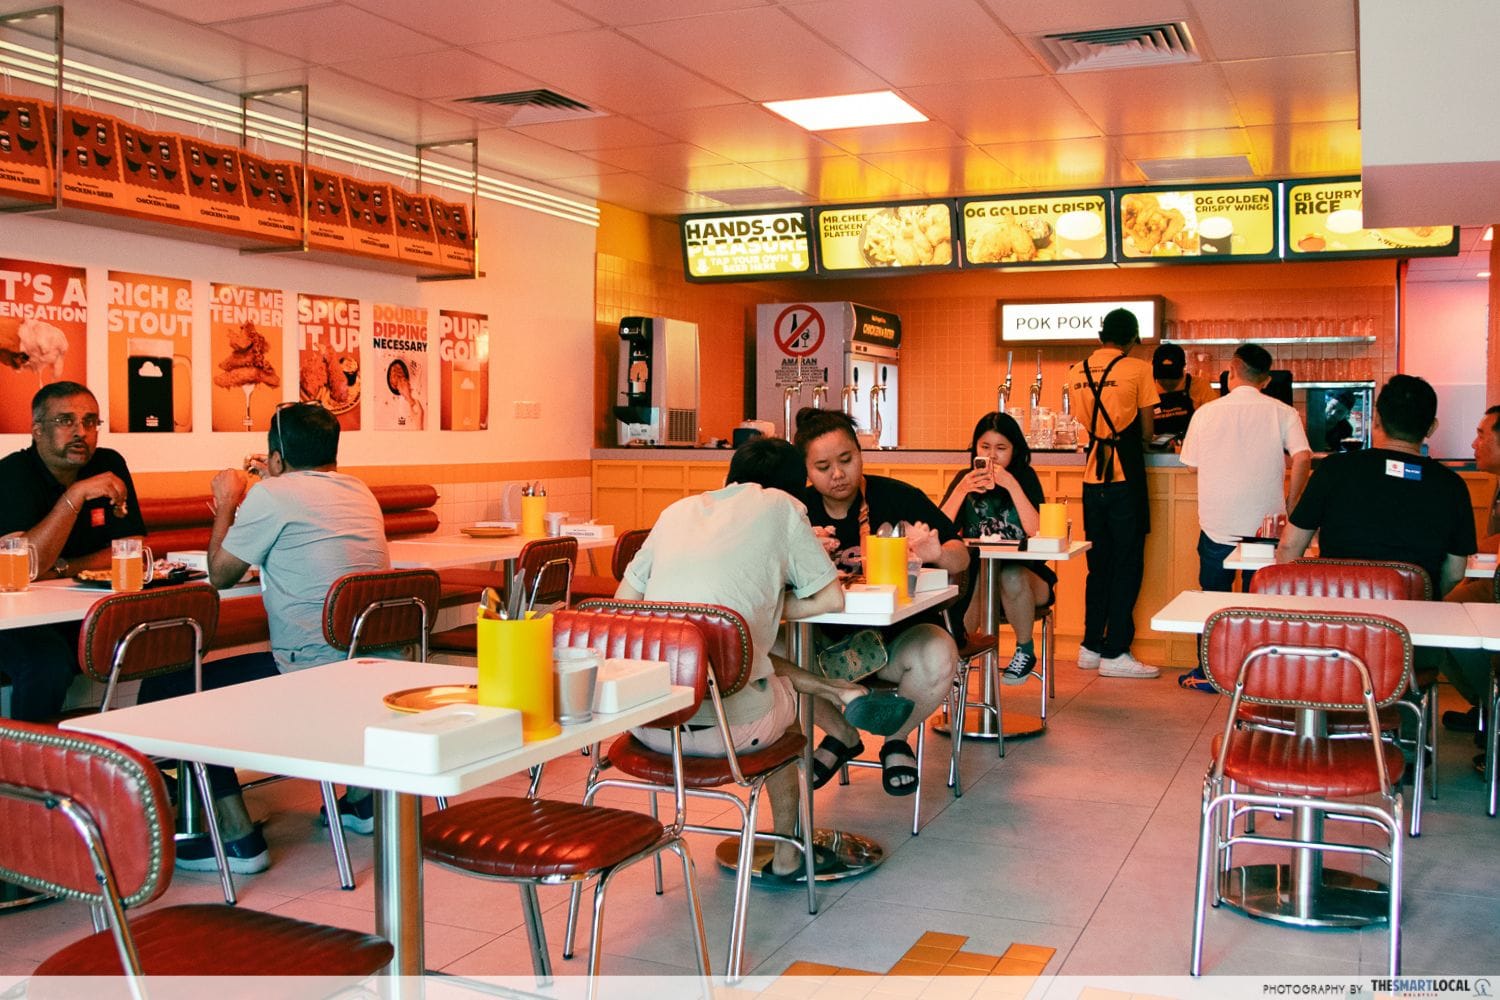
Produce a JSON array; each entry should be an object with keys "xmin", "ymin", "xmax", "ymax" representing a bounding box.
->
[{"xmin": 0, "ymin": 719, "xmax": 393, "ymax": 980}]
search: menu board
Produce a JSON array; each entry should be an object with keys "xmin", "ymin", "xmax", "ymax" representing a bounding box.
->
[
  {"xmin": 1285, "ymin": 178, "xmax": 1458, "ymax": 259},
  {"xmin": 681, "ymin": 209, "xmax": 812, "ymax": 281},
  {"xmin": 959, "ymin": 191, "xmax": 1110, "ymax": 267},
  {"xmin": 814, "ymin": 201, "xmax": 956, "ymax": 275},
  {"xmin": 1115, "ymin": 183, "xmax": 1276, "ymax": 261}
]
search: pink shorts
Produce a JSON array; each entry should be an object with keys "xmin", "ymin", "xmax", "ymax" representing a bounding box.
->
[{"xmin": 633, "ymin": 673, "xmax": 798, "ymax": 757}]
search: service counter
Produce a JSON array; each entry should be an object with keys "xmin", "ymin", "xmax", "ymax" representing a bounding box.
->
[{"xmin": 591, "ymin": 448, "xmax": 1495, "ymax": 668}]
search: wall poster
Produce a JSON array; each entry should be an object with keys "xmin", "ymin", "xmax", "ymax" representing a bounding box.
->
[
  {"xmin": 438, "ymin": 310, "xmax": 489, "ymax": 431},
  {"xmin": 210, "ymin": 283, "xmax": 283, "ymax": 432},
  {"xmin": 296, "ymin": 293, "xmax": 361, "ymax": 430},
  {"xmin": 371, "ymin": 302, "xmax": 428, "ymax": 430},
  {"xmin": 106, "ymin": 270, "xmax": 192, "ymax": 433},
  {"xmin": 0, "ymin": 258, "xmax": 88, "ymax": 433}
]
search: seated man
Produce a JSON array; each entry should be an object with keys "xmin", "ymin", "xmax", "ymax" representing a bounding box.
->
[
  {"xmin": 140, "ymin": 402, "xmax": 391, "ymax": 874},
  {"xmin": 0, "ymin": 381, "xmax": 144, "ymax": 720},
  {"xmin": 616, "ymin": 437, "xmax": 853, "ymax": 879}
]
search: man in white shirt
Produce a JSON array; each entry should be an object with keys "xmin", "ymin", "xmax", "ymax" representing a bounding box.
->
[{"xmin": 1177, "ymin": 343, "xmax": 1311, "ymax": 689}]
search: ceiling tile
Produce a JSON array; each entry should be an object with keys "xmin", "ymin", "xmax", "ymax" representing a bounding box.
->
[
  {"xmin": 477, "ymin": 127, "xmax": 625, "ymax": 180},
  {"xmin": 619, "ymin": 8, "xmax": 886, "ymax": 102},
  {"xmin": 1242, "ymin": 121, "xmax": 1363, "ymax": 179},
  {"xmin": 786, "ymin": 0, "xmax": 1041, "ymax": 88},
  {"xmin": 511, "ymin": 117, "xmax": 674, "ymax": 153},
  {"xmin": 132, "ymin": 0, "xmax": 327, "ymax": 22},
  {"xmin": 583, "ymin": 143, "xmax": 732, "ymax": 179},
  {"xmin": 1192, "ymin": 0, "xmax": 1356, "ymax": 61},
  {"xmin": 212, "ymin": 3, "xmax": 445, "ymax": 63},
  {"xmin": 343, "ymin": 0, "xmax": 599, "ymax": 45},
  {"xmin": 636, "ymin": 104, "xmax": 845, "ymax": 163},
  {"xmin": 560, "ymin": 0, "xmax": 775, "ymax": 28},
  {"xmin": 1055, "ymin": 63, "xmax": 1241, "ymax": 135},
  {"xmin": 1220, "ymin": 53, "xmax": 1359, "ymax": 128},
  {"xmin": 574, "ymin": 173, "xmax": 712, "ymax": 216},
  {"xmin": 903, "ymin": 76, "xmax": 1101, "ymax": 144},
  {"xmin": 745, "ymin": 155, "xmax": 914, "ymax": 203},
  {"xmin": 982, "ymin": 0, "xmax": 1191, "ymax": 37},
  {"xmin": 979, "ymin": 136, "xmax": 1131, "ymax": 190},
  {"xmin": 1115, "ymin": 127, "xmax": 1252, "ymax": 162},
  {"xmin": 858, "ymin": 146, "xmax": 1019, "ymax": 197},
  {"xmin": 332, "ymin": 49, "xmax": 538, "ymax": 101},
  {"xmin": 470, "ymin": 29, "xmax": 742, "ymax": 114},
  {"xmin": 816, "ymin": 121, "xmax": 967, "ymax": 156}
]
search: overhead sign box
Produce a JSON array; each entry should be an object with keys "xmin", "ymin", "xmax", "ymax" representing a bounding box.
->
[
  {"xmin": 1115, "ymin": 183, "xmax": 1277, "ymax": 262},
  {"xmin": 1284, "ymin": 178, "xmax": 1458, "ymax": 259},
  {"xmin": 998, "ymin": 296, "xmax": 1163, "ymax": 344},
  {"xmin": 958, "ymin": 190, "xmax": 1111, "ymax": 267},
  {"xmin": 681, "ymin": 208, "xmax": 813, "ymax": 281},
  {"xmin": 814, "ymin": 200, "xmax": 957, "ymax": 275}
]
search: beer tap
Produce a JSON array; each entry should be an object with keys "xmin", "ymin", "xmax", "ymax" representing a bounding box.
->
[
  {"xmin": 843, "ymin": 368, "xmax": 860, "ymax": 417},
  {"xmin": 812, "ymin": 367, "xmax": 829, "ymax": 410},
  {"xmin": 782, "ymin": 378, "xmax": 804, "ymax": 439},
  {"xmin": 1029, "ymin": 350, "xmax": 1043, "ymax": 412},
  {"xmin": 997, "ymin": 350, "xmax": 1013, "ymax": 413},
  {"xmin": 870, "ymin": 366, "xmax": 888, "ymax": 445}
]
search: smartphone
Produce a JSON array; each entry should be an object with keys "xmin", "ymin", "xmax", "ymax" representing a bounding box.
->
[{"xmin": 972, "ymin": 456, "xmax": 990, "ymax": 473}]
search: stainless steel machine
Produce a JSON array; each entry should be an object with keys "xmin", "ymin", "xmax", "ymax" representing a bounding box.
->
[{"xmin": 613, "ymin": 316, "xmax": 700, "ymax": 446}]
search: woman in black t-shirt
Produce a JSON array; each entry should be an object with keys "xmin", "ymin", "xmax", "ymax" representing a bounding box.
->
[
  {"xmin": 793, "ymin": 409, "xmax": 967, "ymax": 798},
  {"xmin": 939, "ymin": 412, "xmax": 1056, "ymax": 685}
]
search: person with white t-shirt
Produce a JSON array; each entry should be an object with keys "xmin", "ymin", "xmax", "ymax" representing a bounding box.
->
[{"xmin": 1176, "ymin": 343, "xmax": 1311, "ymax": 690}]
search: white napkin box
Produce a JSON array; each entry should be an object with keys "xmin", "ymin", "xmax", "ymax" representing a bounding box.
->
[
  {"xmin": 841, "ymin": 583, "xmax": 897, "ymax": 614},
  {"xmin": 914, "ymin": 567, "xmax": 949, "ymax": 593},
  {"xmin": 364, "ymin": 704, "xmax": 522, "ymax": 773},
  {"xmin": 167, "ymin": 550, "xmax": 209, "ymax": 572},
  {"xmin": 1025, "ymin": 536, "xmax": 1069, "ymax": 554},
  {"xmin": 595, "ymin": 658, "xmax": 670, "ymax": 713},
  {"xmin": 562, "ymin": 523, "xmax": 615, "ymax": 541}
]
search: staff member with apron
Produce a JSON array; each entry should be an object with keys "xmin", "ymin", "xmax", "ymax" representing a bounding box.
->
[
  {"xmin": 1064, "ymin": 309, "xmax": 1160, "ymax": 679},
  {"xmin": 1150, "ymin": 342, "xmax": 1216, "ymax": 444}
]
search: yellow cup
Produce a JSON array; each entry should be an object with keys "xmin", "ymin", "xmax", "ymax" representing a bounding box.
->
[
  {"xmin": 520, "ymin": 495, "xmax": 548, "ymax": 537},
  {"xmin": 1038, "ymin": 502, "xmax": 1068, "ymax": 539},
  {"xmin": 864, "ymin": 535, "xmax": 910, "ymax": 604},
  {"xmin": 475, "ymin": 611, "xmax": 560, "ymax": 741}
]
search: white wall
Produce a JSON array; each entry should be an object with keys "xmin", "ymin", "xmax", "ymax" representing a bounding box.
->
[
  {"xmin": 0, "ymin": 197, "xmax": 596, "ymax": 471},
  {"xmin": 1404, "ymin": 280, "xmax": 1490, "ymax": 459}
]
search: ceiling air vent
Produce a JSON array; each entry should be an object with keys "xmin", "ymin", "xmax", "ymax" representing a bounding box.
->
[
  {"xmin": 1136, "ymin": 155, "xmax": 1255, "ymax": 182},
  {"xmin": 1031, "ymin": 22, "xmax": 1199, "ymax": 73},
  {"xmin": 700, "ymin": 185, "xmax": 808, "ymax": 207},
  {"xmin": 451, "ymin": 89, "xmax": 605, "ymax": 127}
]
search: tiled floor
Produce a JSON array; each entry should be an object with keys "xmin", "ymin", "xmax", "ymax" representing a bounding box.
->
[{"xmin": 3, "ymin": 661, "xmax": 1498, "ymax": 980}]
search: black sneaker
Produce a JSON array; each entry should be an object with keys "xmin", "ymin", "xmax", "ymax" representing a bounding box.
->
[
  {"xmin": 1475, "ymin": 752, "xmax": 1488, "ymax": 776},
  {"xmin": 1443, "ymin": 708, "xmax": 1481, "ymax": 733},
  {"xmin": 320, "ymin": 794, "xmax": 374, "ymax": 835},
  {"xmin": 176, "ymin": 828, "xmax": 269, "ymax": 875},
  {"xmin": 1001, "ymin": 649, "xmax": 1037, "ymax": 685}
]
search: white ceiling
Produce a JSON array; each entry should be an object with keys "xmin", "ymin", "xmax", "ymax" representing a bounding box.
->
[{"xmin": 5, "ymin": 0, "xmax": 1494, "ymax": 280}]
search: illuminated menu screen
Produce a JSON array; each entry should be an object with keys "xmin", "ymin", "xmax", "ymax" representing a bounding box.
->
[
  {"xmin": 814, "ymin": 201, "xmax": 956, "ymax": 274},
  {"xmin": 681, "ymin": 209, "xmax": 813, "ymax": 281},
  {"xmin": 958, "ymin": 192, "xmax": 1110, "ymax": 267},
  {"xmin": 1285, "ymin": 179, "xmax": 1458, "ymax": 259},
  {"xmin": 1115, "ymin": 184, "xmax": 1277, "ymax": 261}
]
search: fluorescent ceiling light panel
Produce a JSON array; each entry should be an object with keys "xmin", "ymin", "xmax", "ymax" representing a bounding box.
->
[
  {"xmin": 1485, "ymin": 227, "xmax": 1494, "ymax": 241},
  {"xmin": 764, "ymin": 91, "xmax": 926, "ymax": 131},
  {"xmin": 1480, "ymin": 271, "xmax": 1493, "ymax": 278}
]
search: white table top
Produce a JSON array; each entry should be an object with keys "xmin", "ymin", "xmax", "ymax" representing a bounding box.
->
[
  {"xmin": 1220, "ymin": 541, "xmax": 1281, "ymax": 571},
  {"xmin": 800, "ymin": 584, "xmax": 958, "ymax": 627},
  {"xmin": 62, "ymin": 657, "xmax": 693, "ymax": 797},
  {"xmin": 1466, "ymin": 555, "xmax": 1498, "ymax": 579},
  {"xmin": 973, "ymin": 539, "xmax": 1090, "ymax": 562},
  {"xmin": 1150, "ymin": 590, "xmax": 1483, "ymax": 649},
  {"xmin": 1461, "ymin": 604, "xmax": 1500, "ymax": 651},
  {"xmin": 389, "ymin": 532, "xmax": 614, "ymax": 570},
  {"xmin": 0, "ymin": 578, "xmax": 261, "ymax": 630}
]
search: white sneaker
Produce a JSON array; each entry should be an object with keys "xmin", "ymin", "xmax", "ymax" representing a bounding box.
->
[
  {"xmin": 1099, "ymin": 652, "xmax": 1160, "ymax": 679},
  {"xmin": 1076, "ymin": 646, "xmax": 1101, "ymax": 670}
]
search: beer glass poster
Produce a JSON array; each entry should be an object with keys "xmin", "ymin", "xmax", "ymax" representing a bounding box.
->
[
  {"xmin": 371, "ymin": 303, "xmax": 428, "ymax": 431},
  {"xmin": 210, "ymin": 283, "xmax": 283, "ymax": 432},
  {"xmin": 297, "ymin": 293, "xmax": 360, "ymax": 430},
  {"xmin": 107, "ymin": 271, "xmax": 192, "ymax": 433},
  {"xmin": 0, "ymin": 258, "xmax": 88, "ymax": 433},
  {"xmin": 439, "ymin": 310, "xmax": 488, "ymax": 431}
]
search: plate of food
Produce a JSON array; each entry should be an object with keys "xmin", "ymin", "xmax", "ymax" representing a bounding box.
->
[
  {"xmin": 383, "ymin": 684, "xmax": 478, "ymax": 714},
  {"xmin": 461, "ymin": 524, "xmax": 517, "ymax": 538},
  {"xmin": 73, "ymin": 563, "xmax": 208, "ymax": 589}
]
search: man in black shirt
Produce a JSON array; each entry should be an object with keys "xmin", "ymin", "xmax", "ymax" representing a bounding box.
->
[
  {"xmin": 0, "ymin": 381, "xmax": 144, "ymax": 720},
  {"xmin": 1278, "ymin": 374, "xmax": 1475, "ymax": 595}
]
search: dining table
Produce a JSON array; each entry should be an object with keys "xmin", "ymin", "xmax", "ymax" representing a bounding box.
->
[
  {"xmin": 388, "ymin": 531, "xmax": 615, "ymax": 573},
  {"xmin": 61, "ymin": 657, "xmax": 692, "ymax": 976},
  {"xmin": 1219, "ymin": 544, "xmax": 1497, "ymax": 580},
  {"xmin": 0, "ymin": 576, "xmax": 261, "ymax": 631}
]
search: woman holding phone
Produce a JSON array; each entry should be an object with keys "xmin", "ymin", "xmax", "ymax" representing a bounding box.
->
[{"xmin": 939, "ymin": 411, "xmax": 1054, "ymax": 684}]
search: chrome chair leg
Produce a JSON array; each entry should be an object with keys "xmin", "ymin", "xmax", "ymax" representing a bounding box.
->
[
  {"xmin": 797, "ymin": 764, "xmax": 817, "ymax": 915},
  {"xmin": 1190, "ymin": 785, "xmax": 1221, "ymax": 975},
  {"xmin": 911, "ymin": 720, "xmax": 926, "ymax": 836},
  {"xmin": 992, "ymin": 647, "xmax": 1006, "ymax": 758},
  {"xmin": 190, "ymin": 761, "xmax": 236, "ymax": 905},
  {"xmin": 519, "ymin": 883, "xmax": 553, "ymax": 984},
  {"xmin": 726, "ymin": 781, "xmax": 763, "ymax": 981},
  {"xmin": 319, "ymin": 781, "xmax": 355, "ymax": 891},
  {"xmin": 670, "ymin": 840, "xmax": 713, "ymax": 980},
  {"xmin": 948, "ymin": 659, "xmax": 971, "ymax": 795}
]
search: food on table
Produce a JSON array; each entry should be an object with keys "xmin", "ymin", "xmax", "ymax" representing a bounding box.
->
[{"xmin": 862, "ymin": 205, "xmax": 952, "ymax": 267}]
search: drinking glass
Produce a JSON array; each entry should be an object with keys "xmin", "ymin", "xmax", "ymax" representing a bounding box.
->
[
  {"xmin": 111, "ymin": 538, "xmax": 154, "ymax": 592},
  {"xmin": 0, "ymin": 536, "xmax": 38, "ymax": 593}
]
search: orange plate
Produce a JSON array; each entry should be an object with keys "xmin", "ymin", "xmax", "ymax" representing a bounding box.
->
[
  {"xmin": 461, "ymin": 525, "xmax": 518, "ymax": 538},
  {"xmin": 383, "ymin": 684, "xmax": 478, "ymax": 714}
]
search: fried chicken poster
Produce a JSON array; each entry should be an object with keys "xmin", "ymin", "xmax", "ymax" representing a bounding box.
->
[
  {"xmin": 438, "ymin": 310, "xmax": 488, "ymax": 431},
  {"xmin": 296, "ymin": 293, "xmax": 360, "ymax": 430},
  {"xmin": 210, "ymin": 284, "xmax": 283, "ymax": 432},
  {"xmin": 106, "ymin": 271, "xmax": 193, "ymax": 433},
  {"xmin": 0, "ymin": 259, "xmax": 87, "ymax": 433},
  {"xmin": 371, "ymin": 303, "xmax": 427, "ymax": 431}
]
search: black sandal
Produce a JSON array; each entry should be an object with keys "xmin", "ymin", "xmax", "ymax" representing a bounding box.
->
[
  {"xmin": 811, "ymin": 734, "xmax": 865, "ymax": 790},
  {"xmin": 879, "ymin": 739, "xmax": 919, "ymax": 797}
]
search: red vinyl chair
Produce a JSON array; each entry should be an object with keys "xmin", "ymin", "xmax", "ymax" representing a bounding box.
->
[
  {"xmin": 430, "ymin": 537, "xmax": 578, "ymax": 655},
  {"xmin": 569, "ymin": 598, "xmax": 816, "ymax": 980},
  {"xmin": 0, "ymin": 718, "xmax": 393, "ymax": 979},
  {"xmin": 420, "ymin": 609, "xmax": 711, "ymax": 987},
  {"xmin": 570, "ymin": 528, "xmax": 650, "ymax": 603},
  {"xmin": 1191, "ymin": 607, "xmax": 1410, "ymax": 977}
]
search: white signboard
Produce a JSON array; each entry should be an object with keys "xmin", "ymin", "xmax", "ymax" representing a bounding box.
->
[{"xmin": 998, "ymin": 297, "xmax": 1161, "ymax": 343}]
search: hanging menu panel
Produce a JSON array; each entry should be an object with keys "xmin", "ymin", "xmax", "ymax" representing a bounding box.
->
[
  {"xmin": 959, "ymin": 191, "xmax": 1111, "ymax": 267},
  {"xmin": 814, "ymin": 201, "xmax": 957, "ymax": 275},
  {"xmin": 681, "ymin": 209, "xmax": 813, "ymax": 281},
  {"xmin": 1285, "ymin": 178, "xmax": 1458, "ymax": 259},
  {"xmin": 1115, "ymin": 183, "xmax": 1277, "ymax": 262}
]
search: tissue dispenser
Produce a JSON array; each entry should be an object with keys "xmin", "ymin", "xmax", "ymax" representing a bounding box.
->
[{"xmin": 364, "ymin": 703, "xmax": 522, "ymax": 773}]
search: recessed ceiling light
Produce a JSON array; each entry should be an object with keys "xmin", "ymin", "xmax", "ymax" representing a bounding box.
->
[
  {"xmin": 1480, "ymin": 271, "xmax": 1493, "ymax": 279},
  {"xmin": 764, "ymin": 91, "xmax": 927, "ymax": 131},
  {"xmin": 1485, "ymin": 226, "xmax": 1494, "ymax": 241}
]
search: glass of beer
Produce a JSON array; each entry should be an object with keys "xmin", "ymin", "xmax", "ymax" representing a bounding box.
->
[
  {"xmin": 0, "ymin": 536, "xmax": 38, "ymax": 593},
  {"xmin": 111, "ymin": 538, "xmax": 155, "ymax": 592}
]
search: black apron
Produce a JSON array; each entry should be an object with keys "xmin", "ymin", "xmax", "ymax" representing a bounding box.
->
[
  {"xmin": 1153, "ymin": 375, "xmax": 1198, "ymax": 438},
  {"xmin": 1082, "ymin": 355, "xmax": 1151, "ymax": 533}
]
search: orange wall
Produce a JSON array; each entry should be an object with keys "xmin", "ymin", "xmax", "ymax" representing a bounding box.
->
[{"xmin": 596, "ymin": 204, "xmax": 1400, "ymax": 449}]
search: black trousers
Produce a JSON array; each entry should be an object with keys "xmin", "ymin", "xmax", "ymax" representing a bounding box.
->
[
  {"xmin": 1081, "ymin": 482, "xmax": 1147, "ymax": 659},
  {"xmin": 0, "ymin": 624, "xmax": 81, "ymax": 722}
]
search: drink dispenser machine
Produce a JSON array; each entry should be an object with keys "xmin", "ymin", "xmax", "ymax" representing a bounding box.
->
[
  {"xmin": 614, "ymin": 316, "xmax": 700, "ymax": 446},
  {"xmin": 755, "ymin": 302, "xmax": 901, "ymax": 447}
]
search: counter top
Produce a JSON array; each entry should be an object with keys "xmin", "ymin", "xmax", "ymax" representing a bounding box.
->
[{"xmin": 593, "ymin": 446, "xmax": 1091, "ymax": 466}]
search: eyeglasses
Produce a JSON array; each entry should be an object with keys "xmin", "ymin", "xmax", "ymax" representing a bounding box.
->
[{"xmin": 43, "ymin": 414, "xmax": 101, "ymax": 431}]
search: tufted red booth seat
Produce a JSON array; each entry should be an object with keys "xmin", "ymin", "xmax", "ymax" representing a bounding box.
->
[{"xmin": 137, "ymin": 484, "xmax": 439, "ymax": 653}]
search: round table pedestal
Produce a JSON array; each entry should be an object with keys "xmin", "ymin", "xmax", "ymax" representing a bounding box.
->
[
  {"xmin": 932, "ymin": 703, "xmax": 1045, "ymax": 740},
  {"xmin": 1219, "ymin": 864, "xmax": 1389, "ymax": 928},
  {"xmin": 714, "ymin": 828, "xmax": 884, "ymax": 882}
]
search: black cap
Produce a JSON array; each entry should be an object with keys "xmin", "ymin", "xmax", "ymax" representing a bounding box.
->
[{"xmin": 1153, "ymin": 342, "xmax": 1185, "ymax": 380}]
